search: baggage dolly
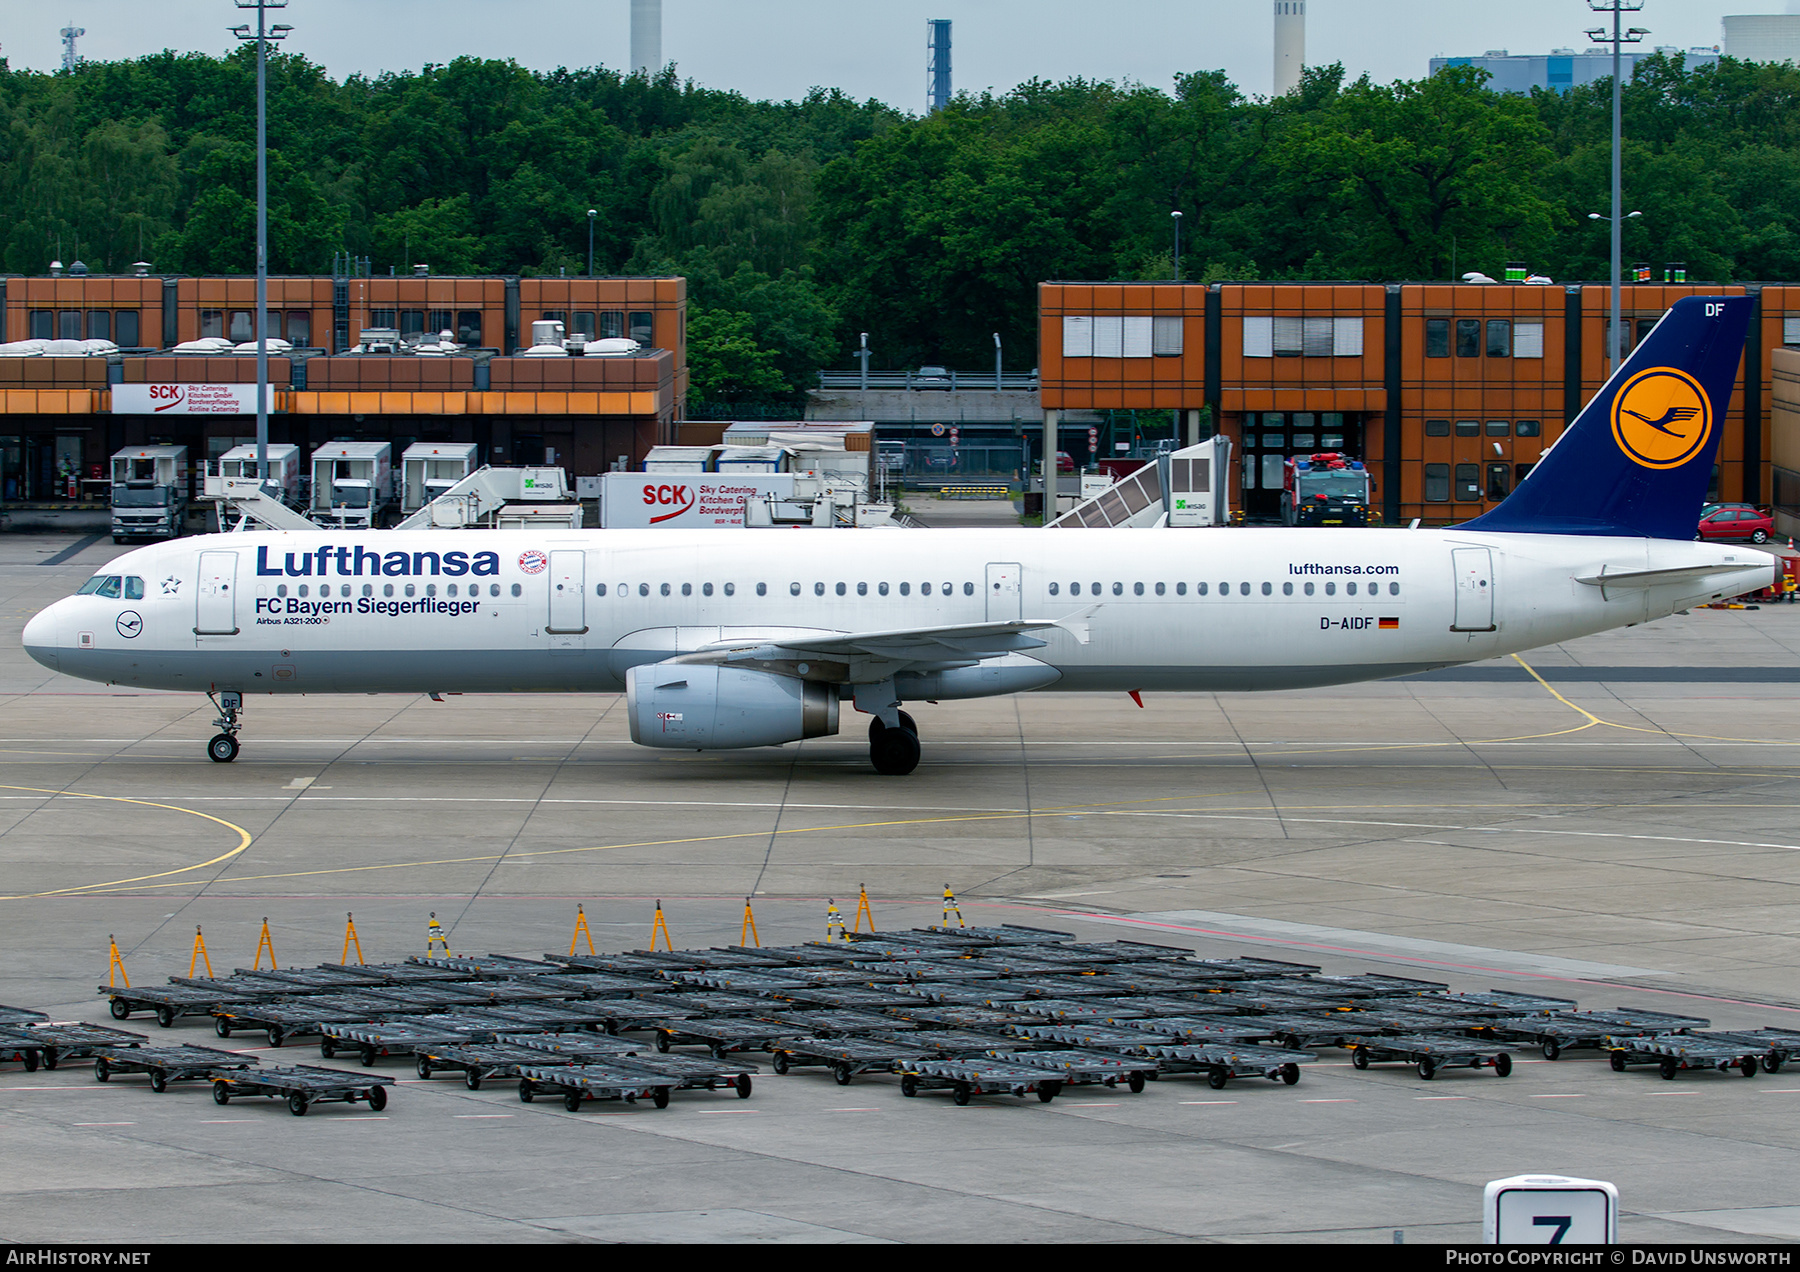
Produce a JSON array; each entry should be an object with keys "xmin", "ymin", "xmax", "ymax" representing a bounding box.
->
[
  {"xmin": 1345, "ymin": 1034, "xmax": 1516, "ymax": 1079},
  {"xmin": 209, "ymin": 1064, "xmax": 393, "ymax": 1116},
  {"xmin": 893, "ymin": 1057, "xmax": 1069, "ymax": 1104},
  {"xmin": 501, "ymin": 1031, "xmax": 647, "ymax": 1064},
  {"xmin": 1139, "ymin": 1041, "xmax": 1314, "ymax": 1088},
  {"xmin": 97, "ymin": 983, "xmax": 261, "ymax": 1028},
  {"xmin": 649, "ymin": 1015, "xmax": 797, "ymax": 1059},
  {"xmin": 412, "ymin": 1042, "xmax": 575, "ymax": 1090},
  {"xmin": 1706, "ymin": 1028, "xmax": 1800, "ymax": 1074},
  {"xmin": 769, "ymin": 1037, "xmax": 925, "ymax": 1084},
  {"xmin": 515, "ymin": 1061, "xmax": 677, "ymax": 1111},
  {"xmin": 1484, "ymin": 1009, "xmax": 1709, "ymax": 1060},
  {"xmin": 1602, "ymin": 1032, "xmax": 1762, "ymax": 1079},
  {"xmin": 215, "ymin": 994, "xmax": 396, "ymax": 1047},
  {"xmin": 0, "ymin": 1028, "xmax": 55, "ymax": 1072},
  {"xmin": 91, "ymin": 1044, "xmax": 256, "ymax": 1091},
  {"xmin": 0, "ymin": 1005, "xmax": 50, "ymax": 1026},
  {"xmin": 983, "ymin": 1048, "xmax": 1156, "ymax": 1093},
  {"xmin": 612, "ymin": 1054, "xmax": 757, "ymax": 1099},
  {"xmin": 25, "ymin": 1022, "xmax": 147, "ymax": 1068}
]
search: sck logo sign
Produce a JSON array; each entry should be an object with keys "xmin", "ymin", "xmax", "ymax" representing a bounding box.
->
[
  {"xmin": 148, "ymin": 385, "xmax": 187, "ymax": 412},
  {"xmin": 642, "ymin": 482, "xmax": 696, "ymax": 524}
]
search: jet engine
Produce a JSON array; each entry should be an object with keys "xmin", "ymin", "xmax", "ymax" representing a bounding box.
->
[{"xmin": 626, "ymin": 664, "xmax": 839, "ymax": 749}]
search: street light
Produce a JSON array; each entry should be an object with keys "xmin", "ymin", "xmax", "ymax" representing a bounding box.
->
[
  {"xmin": 587, "ymin": 208, "xmax": 597, "ymax": 277},
  {"xmin": 232, "ymin": 0, "xmax": 291, "ymax": 490},
  {"xmin": 1587, "ymin": 0, "xmax": 1648, "ymax": 378},
  {"xmin": 1170, "ymin": 210, "xmax": 1183, "ymax": 281}
]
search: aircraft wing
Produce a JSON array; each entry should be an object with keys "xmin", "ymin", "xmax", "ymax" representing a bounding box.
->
[{"xmin": 685, "ymin": 609, "xmax": 1097, "ymax": 681}]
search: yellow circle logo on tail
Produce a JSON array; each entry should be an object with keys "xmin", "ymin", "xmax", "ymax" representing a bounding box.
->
[{"xmin": 1611, "ymin": 367, "xmax": 1712, "ymax": 469}]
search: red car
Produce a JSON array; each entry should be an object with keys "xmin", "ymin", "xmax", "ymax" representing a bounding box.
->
[{"xmin": 1696, "ymin": 503, "xmax": 1773, "ymax": 544}]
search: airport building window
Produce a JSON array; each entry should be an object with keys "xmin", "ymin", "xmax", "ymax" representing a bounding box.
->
[
  {"xmin": 1486, "ymin": 319, "xmax": 1511, "ymax": 357},
  {"xmin": 371, "ymin": 309, "xmax": 396, "ymax": 329},
  {"xmin": 1486, "ymin": 420, "xmax": 1509, "ymax": 436},
  {"xmin": 59, "ymin": 310, "xmax": 82, "ymax": 340},
  {"xmin": 1456, "ymin": 463, "xmax": 1481, "ymax": 501},
  {"xmin": 116, "ymin": 310, "xmax": 141, "ymax": 346},
  {"xmin": 400, "ymin": 310, "xmax": 425, "ymax": 336},
  {"xmin": 1455, "ymin": 319, "xmax": 1480, "ymax": 357},
  {"xmin": 570, "ymin": 312, "xmax": 596, "ymax": 337},
  {"xmin": 1425, "ymin": 318, "xmax": 1450, "ymax": 357},
  {"xmin": 1786, "ymin": 317, "xmax": 1800, "ymax": 347},
  {"xmin": 1243, "ymin": 315, "xmax": 1364, "ymax": 358},
  {"xmin": 1425, "ymin": 464, "xmax": 1450, "ymax": 501},
  {"xmin": 1487, "ymin": 463, "xmax": 1511, "ymax": 500},
  {"xmin": 1455, "ymin": 420, "xmax": 1480, "ymax": 437},
  {"xmin": 458, "ymin": 311, "xmax": 483, "ymax": 345},
  {"xmin": 1152, "ymin": 315, "xmax": 1183, "ymax": 356},
  {"xmin": 229, "ymin": 311, "xmax": 254, "ymax": 342},
  {"xmin": 200, "ymin": 310, "xmax": 224, "ymax": 338},
  {"xmin": 87, "ymin": 311, "xmax": 110, "ymax": 342},
  {"xmin": 599, "ymin": 311, "xmax": 625, "ymax": 339},
  {"xmin": 427, "ymin": 310, "xmax": 452, "ymax": 336},
  {"xmin": 1514, "ymin": 322, "xmax": 1544, "ymax": 358},
  {"xmin": 1515, "ymin": 420, "xmax": 1540, "ymax": 437},
  {"xmin": 1425, "ymin": 420, "xmax": 1450, "ymax": 437},
  {"xmin": 629, "ymin": 311, "xmax": 654, "ymax": 345},
  {"xmin": 29, "ymin": 310, "xmax": 53, "ymax": 339}
]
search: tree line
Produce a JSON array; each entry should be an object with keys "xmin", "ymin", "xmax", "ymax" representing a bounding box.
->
[{"xmin": 5, "ymin": 48, "xmax": 1800, "ymax": 400}]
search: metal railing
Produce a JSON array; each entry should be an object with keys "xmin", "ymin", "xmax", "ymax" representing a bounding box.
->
[
  {"xmin": 881, "ymin": 442, "xmax": 1027, "ymax": 490},
  {"xmin": 817, "ymin": 369, "xmax": 1040, "ymax": 392}
]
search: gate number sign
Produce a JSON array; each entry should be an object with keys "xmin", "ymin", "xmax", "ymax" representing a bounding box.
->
[{"xmin": 1485, "ymin": 1175, "xmax": 1618, "ymax": 1245}]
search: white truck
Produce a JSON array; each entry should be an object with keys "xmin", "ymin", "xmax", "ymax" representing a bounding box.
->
[
  {"xmin": 207, "ymin": 443, "xmax": 302, "ymax": 503},
  {"xmin": 110, "ymin": 445, "xmax": 189, "ymax": 543},
  {"xmin": 310, "ymin": 441, "xmax": 397, "ymax": 529},
  {"xmin": 401, "ymin": 442, "xmax": 481, "ymax": 513}
]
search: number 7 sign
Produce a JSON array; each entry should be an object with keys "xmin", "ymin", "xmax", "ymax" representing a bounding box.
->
[{"xmin": 1486, "ymin": 1175, "xmax": 1618, "ymax": 1244}]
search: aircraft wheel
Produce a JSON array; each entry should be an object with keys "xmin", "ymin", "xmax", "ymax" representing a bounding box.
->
[
  {"xmin": 870, "ymin": 725, "xmax": 921, "ymax": 776},
  {"xmin": 207, "ymin": 734, "xmax": 240, "ymax": 763}
]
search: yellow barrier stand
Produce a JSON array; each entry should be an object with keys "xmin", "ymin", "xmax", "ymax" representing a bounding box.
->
[
  {"xmin": 853, "ymin": 883, "xmax": 875, "ymax": 934},
  {"xmin": 649, "ymin": 900, "xmax": 673, "ymax": 952},
  {"xmin": 189, "ymin": 926, "xmax": 213, "ymax": 979},
  {"xmin": 569, "ymin": 904, "xmax": 596, "ymax": 956},
  {"xmin": 942, "ymin": 884, "xmax": 965, "ymax": 928},
  {"xmin": 740, "ymin": 897, "xmax": 760, "ymax": 948},
  {"xmin": 107, "ymin": 934, "xmax": 130, "ymax": 988},
  {"xmin": 252, "ymin": 917, "xmax": 278, "ymax": 970},
  {"xmin": 825, "ymin": 899, "xmax": 846, "ymax": 942},
  {"xmin": 425, "ymin": 911, "xmax": 451, "ymax": 960},
  {"xmin": 341, "ymin": 913, "xmax": 364, "ymax": 965}
]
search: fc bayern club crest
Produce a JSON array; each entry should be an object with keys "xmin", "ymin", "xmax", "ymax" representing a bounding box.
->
[{"xmin": 517, "ymin": 550, "xmax": 548, "ymax": 574}]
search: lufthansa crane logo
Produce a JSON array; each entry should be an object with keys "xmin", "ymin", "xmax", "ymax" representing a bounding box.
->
[{"xmin": 1611, "ymin": 366, "xmax": 1712, "ymax": 470}]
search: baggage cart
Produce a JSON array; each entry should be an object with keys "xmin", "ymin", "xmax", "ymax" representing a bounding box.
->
[
  {"xmin": 25, "ymin": 1022, "xmax": 147, "ymax": 1067},
  {"xmin": 1602, "ymin": 1032, "xmax": 1762, "ymax": 1079},
  {"xmin": 650, "ymin": 1016, "xmax": 798, "ymax": 1059},
  {"xmin": 1346, "ymin": 1034, "xmax": 1516, "ymax": 1079},
  {"xmin": 214, "ymin": 994, "xmax": 398, "ymax": 1046},
  {"xmin": 1246, "ymin": 1013, "xmax": 1391, "ymax": 1050},
  {"xmin": 407, "ymin": 954, "xmax": 566, "ymax": 979},
  {"xmin": 1139, "ymin": 1041, "xmax": 1315, "ymax": 1088},
  {"xmin": 614, "ymin": 1054, "xmax": 758, "ymax": 1099},
  {"xmin": 1484, "ymin": 1009, "xmax": 1709, "ymax": 1059},
  {"xmin": 0, "ymin": 1005, "xmax": 50, "ymax": 1025},
  {"xmin": 322, "ymin": 1020, "xmax": 480, "ymax": 1066},
  {"xmin": 91, "ymin": 1044, "xmax": 256, "ymax": 1091},
  {"xmin": 769, "ymin": 1037, "xmax": 926, "ymax": 1083},
  {"xmin": 98, "ymin": 983, "xmax": 263, "ymax": 1028},
  {"xmin": 501, "ymin": 1031, "xmax": 648, "ymax": 1062},
  {"xmin": 0, "ymin": 1028, "xmax": 56, "ymax": 1072},
  {"xmin": 515, "ymin": 1061, "xmax": 676, "ymax": 1111},
  {"xmin": 893, "ymin": 1057, "xmax": 1069, "ymax": 1104},
  {"xmin": 210, "ymin": 1064, "xmax": 393, "ymax": 1115},
  {"xmin": 983, "ymin": 1048, "xmax": 1156, "ymax": 1093},
  {"xmin": 413, "ymin": 1042, "xmax": 578, "ymax": 1089},
  {"xmin": 1706, "ymin": 1028, "xmax": 1800, "ymax": 1073}
]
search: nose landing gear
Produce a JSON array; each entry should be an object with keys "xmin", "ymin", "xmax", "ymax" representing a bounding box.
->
[{"xmin": 207, "ymin": 691, "xmax": 243, "ymax": 763}]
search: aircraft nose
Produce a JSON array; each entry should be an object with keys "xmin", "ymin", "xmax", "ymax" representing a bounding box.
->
[{"xmin": 22, "ymin": 606, "xmax": 62, "ymax": 673}]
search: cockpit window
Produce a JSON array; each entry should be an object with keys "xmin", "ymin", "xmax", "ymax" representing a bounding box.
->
[
  {"xmin": 78, "ymin": 576, "xmax": 123, "ymax": 598},
  {"xmin": 124, "ymin": 577, "xmax": 144, "ymax": 600}
]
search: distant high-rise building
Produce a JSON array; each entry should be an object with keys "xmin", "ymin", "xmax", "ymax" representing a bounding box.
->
[
  {"xmin": 1430, "ymin": 45, "xmax": 1719, "ymax": 93},
  {"xmin": 927, "ymin": 19, "xmax": 951, "ymax": 113},
  {"xmin": 1274, "ymin": 1, "xmax": 1304, "ymax": 96},
  {"xmin": 1722, "ymin": 14, "xmax": 1800, "ymax": 64},
  {"xmin": 631, "ymin": 0, "xmax": 662, "ymax": 76}
]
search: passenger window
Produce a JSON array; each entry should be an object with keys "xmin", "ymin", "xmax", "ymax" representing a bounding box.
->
[
  {"xmin": 1132, "ymin": 583, "xmax": 1144, "ymax": 596},
  {"xmin": 1113, "ymin": 582, "xmax": 1124, "ymax": 596},
  {"xmin": 963, "ymin": 582, "xmax": 974, "ymax": 596},
  {"xmin": 1346, "ymin": 582, "xmax": 1357, "ymax": 596},
  {"xmin": 857, "ymin": 582, "xmax": 866, "ymax": 596},
  {"xmin": 702, "ymin": 583, "xmax": 712, "ymax": 597},
  {"xmin": 1154, "ymin": 582, "xmax": 1165, "ymax": 596},
  {"xmin": 1239, "ymin": 583, "xmax": 1250, "ymax": 596},
  {"xmin": 1325, "ymin": 582, "xmax": 1336, "ymax": 596},
  {"xmin": 638, "ymin": 583, "xmax": 649, "ymax": 597},
  {"xmin": 877, "ymin": 582, "xmax": 888, "ymax": 596},
  {"xmin": 942, "ymin": 582, "xmax": 952, "ymax": 596},
  {"xmin": 1261, "ymin": 582, "xmax": 1272, "ymax": 596},
  {"xmin": 1049, "ymin": 582, "xmax": 1060, "ymax": 596},
  {"xmin": 277, "ymin": 584, "xmax": 289, "ymax": 598},
  {"xmin": 790, "ymin": 583, "xmax": 801, "ymax": 596},
  {"xmin": 1389, "ymin": 582, "xmax": 1401, "ymax": 595},
  {"xmin": 362, "ymin": 584, "xmax": 373, "ymax": 597},
  {"xmin": 1176, "ymin": 583, "xmax": 1186, "ymax": 596},
  {"xmin": 383, "ymin": 584, "xmax": 394, "ymax": 597},
  {"xmin": 1282, "ymin": 582, "xmax": 1293, "ymax": 595},
  {"xmin": 405, "ymin": 584, "xmax": 416, "ymax": 597},
  {"xmin": 425, "ymin": 584, "xmax": 436, "ymax": 597},
  {"xmin": 1069, "ymin": 583, "xmax": 1080, "ymax": 596},
  {"xmin": 660, "ymin": 583, "xmax": 671, "ymax": 597},
  {"xmin": 1305, "ymin": 582, "xmax": 1314, "ymax": 595},
  {"xmin": 298, "ymin": 584, "xmax": 309, "ymax": 598},
  {"xmin": 1220, "ymin": 582, "xmax": 1231, "ymax": 596},
  {"xmin": 511, "ymin": 583, "xmax": 522, "ymax": 597},
  {"xmin": 681, "ymin": 583, "xmax": 692, "ymax": 597},
  {"xmin": 722, "ymin": 582, "xmax": 734, "ymax": 596},
  {"xmin": 1090, "ymin": 582, "xmax": 1100, "ymax": 595},
  {"xmin": 596, "ymin": 584, "xmax": 607, "ymax": 597},
  {"xmin": 756, "ymin": 583, "xmax": 767, "ymax": 596},
  {"xmin": 922, "ymin": 583, "xmax": 932, "ymax": 596},
  {"xmin": 342, "ymin": 585, "xmax": 352, "ymax": 598},
  {"xmin": 900, "ymin": 582, "xmax": 911, "ymax": 596},
  {"xmin": 1197, "ymin": 583, "xmax": 1208, "ymax": 596},
  {"xmin": 447, "ymin": 584, "xmax": 457, "ymax": 597}
]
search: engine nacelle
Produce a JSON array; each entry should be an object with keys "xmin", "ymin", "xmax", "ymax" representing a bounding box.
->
[{"xmin": 626, "ymin": 664, "xmax": 839, "ymax": 749}]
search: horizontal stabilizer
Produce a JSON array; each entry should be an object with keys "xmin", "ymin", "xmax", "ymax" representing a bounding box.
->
[{"xmin": 1575, "ymin": 562, "xmax": 1768, "ymax": 589}]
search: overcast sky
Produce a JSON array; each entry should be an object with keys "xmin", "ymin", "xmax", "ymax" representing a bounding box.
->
[{"xmin": 0, "ymin": 1, "xmax": 1777, "ymax": 107}]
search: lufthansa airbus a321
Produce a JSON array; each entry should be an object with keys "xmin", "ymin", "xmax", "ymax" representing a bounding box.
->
[{"xmin": 23, "ymin": 297, "xmax": 1774, "ymax": 775}]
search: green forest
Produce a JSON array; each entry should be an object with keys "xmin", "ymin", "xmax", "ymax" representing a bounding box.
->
[{"xmin": 6, "ymin": 48, "xmax": 1800, "ymax": 399}]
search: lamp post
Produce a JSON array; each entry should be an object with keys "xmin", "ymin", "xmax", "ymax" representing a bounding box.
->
[
  {"xmin": 1588, "ymin": 209, "xmax": 1642, "ymax": 373},
  {"xmin": 1170, "ymin": 210, "xmax": 1183, "ymax": 281},
  {"xmin": 587, "ymin": 208, "xmax": 597, "ymax": 277},
  {"xmin": 1586, "ymin": 1, "xmax": 1648, "ymax": 379},
  {"xmin": 231, "ymin": 0, "xmax": 291, "ymax": 490}
]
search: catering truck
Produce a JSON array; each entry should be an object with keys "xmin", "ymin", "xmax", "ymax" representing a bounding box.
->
[
  {"xmin": 109, "ymin": 445, "xmax": 189, "ymax": 542},
  {"xmin": 310, "ymin": 441, "xmax": 397, "ymax": 529},
  {"xmin": 400, "ymin": 441, "xmax": 480, "ymax": 514}
]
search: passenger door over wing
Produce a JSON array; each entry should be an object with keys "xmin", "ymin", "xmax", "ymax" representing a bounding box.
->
[{"xmin": 986, "ymin": 562, "xmax": 1022, "ymax": 622}]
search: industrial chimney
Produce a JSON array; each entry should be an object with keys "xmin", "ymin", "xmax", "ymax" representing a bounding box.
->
[
  {"xmin": 631, "ymin": 0, "xmax": 662, "ymax": 75},
  {"xmin": 1274, "ymin": 0, "xmax": 1305, "ymax": 96}
]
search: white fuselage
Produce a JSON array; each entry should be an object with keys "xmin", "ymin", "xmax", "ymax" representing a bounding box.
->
[{"xmin": 22, "ymin": 527, "xmax": 1774, "ymax": 700}]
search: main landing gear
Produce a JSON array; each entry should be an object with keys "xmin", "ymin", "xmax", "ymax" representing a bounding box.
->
[
  {"xmin": 207, "ymin": 691, "xmax": 243, "ymax": 763},
  {"xmin": 869, "ymin": 710, "xmax": 920, "ymax": 776}
]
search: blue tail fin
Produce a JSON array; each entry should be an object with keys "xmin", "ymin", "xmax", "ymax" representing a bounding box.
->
[{"xmin": 1462, "ymin": 295, "xmax": 1751, "ymax": 539}]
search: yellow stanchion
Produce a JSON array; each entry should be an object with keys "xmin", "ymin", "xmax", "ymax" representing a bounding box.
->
[
  {"xmin": 853, "ymin": 883, "xmax": 875, "ymax": 934},
  {"xmin": 825, "ymin": 898, "xmax": 846, "ymax": 942},
  {"xmin": 740, "ymin": 897, "xmax": 760, "ymax": 948},
  {"xmin": 107, "ymin": 934, "xmax": 130, "ymax": 988},
  {"xmin": 425, "ymin": 911, "xmax": 450, "ymax": 959},
  {"xmin": 942, "ymin": 884, "xmax": 965, "ymax": 928},
  {"xmin": 341, "ymin": 913, "xmax": 364, "ymax": 965},
  {"xmin": 189, "ymin": 925, "xmax": 213, "ymax": 978},
  {"xmin": 649, "ymin": 900, "xmax": 673, "ymax": 952},
  {"xmin": 569, "ymin": 904, "xmax": 595, "ymax": 956},
  {"xmin": 252, "ymin": 916, "xmax": 278, "ymax": 970}
]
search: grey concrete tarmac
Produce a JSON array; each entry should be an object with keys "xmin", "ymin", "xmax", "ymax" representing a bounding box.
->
[{"xmin": 3, "ymin": 532, "xmax": 1800, "ymax": 1244}]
